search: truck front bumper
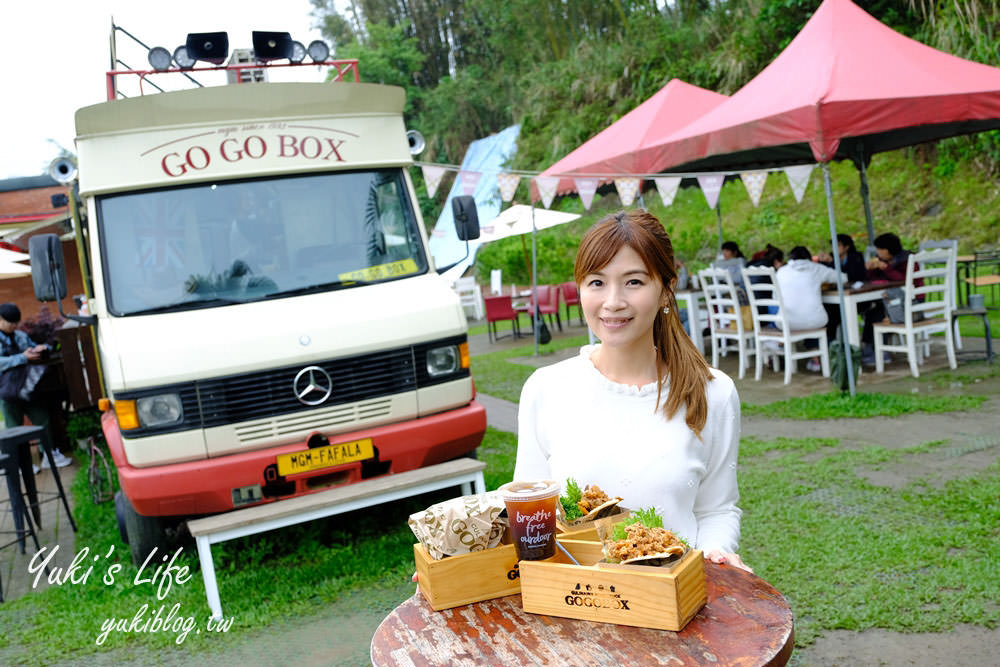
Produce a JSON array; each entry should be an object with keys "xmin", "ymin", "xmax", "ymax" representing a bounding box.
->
[{"xmin": 105, "ymin": 401, "xmax": 486, "ymax": 517}]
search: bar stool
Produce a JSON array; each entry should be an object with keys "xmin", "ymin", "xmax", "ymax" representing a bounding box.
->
[
  {"xmin": 0, "ymin": 425, "xmax": 77, "ymax": 543},
  {"xmin": 0, "ymin": 450, "xmax": 49, "ymax": 602}
]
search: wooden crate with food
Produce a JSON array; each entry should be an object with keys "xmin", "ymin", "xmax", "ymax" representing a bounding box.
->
[
  {"xmin": 519, "ymin": 510, "xmax": 707, "ymax": 631},
  {"xmin": 411, "ymin": 488, "xmax": 608, "ymax": 611}
]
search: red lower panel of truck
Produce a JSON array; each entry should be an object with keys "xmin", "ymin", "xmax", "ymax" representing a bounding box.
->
[{"xmin": 103, "ymin": 401, "xmax": 486, "ymax": 517}]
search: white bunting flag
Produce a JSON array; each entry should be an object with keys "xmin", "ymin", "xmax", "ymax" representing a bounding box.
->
[
  {"xmin": 653, "ymin": 176, "xmax": 682, "ymax": 207},
  {"xmin": 614, "ymin": 178, "xmax": 640, "ymax": 207},
  {"xmin": 740, "ymin": 170, "xmax": 768, "ymax": 207},
  {"xmin": 496, "ymin": 173, "xmax": 521, "ymax": 202},
  {"xmin": 459, "ymin": 171, "xmax": 481, "ymax": 197},
  {"xmin": 534, "ymin": 176, "xmax": 560, "ymax": 209},
  {"xmin": 574, "ymin": 178, "xmax": 600, "ymax": 210},
  {"xmin": 421, "ymin": 165, "xmax": 447, "ymax": 198},
  {"xmin": 696, "ymin": 173, "xmax": 724, "ymax": 210},
  {"xmin": 784, "ymin": 164, "xmax": 814, "ymax": 203}
]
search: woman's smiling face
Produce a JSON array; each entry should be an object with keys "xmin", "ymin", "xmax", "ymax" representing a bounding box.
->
[{"xmin": 580, "ymin": 245, "xmax": 665, "ymax": 352}]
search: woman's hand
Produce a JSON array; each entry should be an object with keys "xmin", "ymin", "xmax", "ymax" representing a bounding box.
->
[{"xmin": 704, "ymin": 550, "xmax": 753, "ymax": 573}]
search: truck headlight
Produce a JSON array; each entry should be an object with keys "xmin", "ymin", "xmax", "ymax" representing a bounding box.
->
[
  {"xmin": 426, "ymin": 345, "xmax": 459, "ymax": 378},
  {"xmin": 136, "ymin": 394, "xmax": 184, "ymax": 428}
]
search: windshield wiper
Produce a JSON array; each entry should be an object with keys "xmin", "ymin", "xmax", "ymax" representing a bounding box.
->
[
  {"xmin": 263, "ymin": 279, "xmax": 370, "ymax": 299},
  {"xmin": 123, "ymin": 297, "xmax": 249, "ymax": 316}
]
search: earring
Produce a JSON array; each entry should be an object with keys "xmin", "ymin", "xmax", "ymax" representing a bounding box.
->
[{"xmin": 662, "ymin": 305, "xmax": 670, "ymax": 315}]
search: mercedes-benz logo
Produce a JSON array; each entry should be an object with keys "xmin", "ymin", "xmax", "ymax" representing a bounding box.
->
[{"xmin": 293, "ymin": 366, "xmax": 333, "ymax": 406}]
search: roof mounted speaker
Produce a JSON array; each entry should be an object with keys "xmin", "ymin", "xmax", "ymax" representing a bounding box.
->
[
  {"xmin": 252, "ymin": 31, "xmax": 294, "ymax": 61},
  {"xmin": 186, "ymin": 32, "xmax": 229, "ymax": 65}
]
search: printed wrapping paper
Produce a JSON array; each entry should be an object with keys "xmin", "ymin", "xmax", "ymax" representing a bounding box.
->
[{"xmin": 408, "ymin": 491, "xmax": 508, "ymax": 560}]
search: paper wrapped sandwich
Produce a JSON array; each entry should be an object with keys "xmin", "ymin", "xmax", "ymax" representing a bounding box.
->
[{"xmin": 408, "ymin": 492, "xmax": 509, "ymax": 560}]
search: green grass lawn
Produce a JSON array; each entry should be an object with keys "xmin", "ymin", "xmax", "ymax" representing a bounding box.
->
[{"xmin": 4, "ymin": 343, "xmax": 998, "ymax": 662}]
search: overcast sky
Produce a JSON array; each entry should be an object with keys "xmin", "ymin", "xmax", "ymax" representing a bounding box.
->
[{"xmin": 1, "ymin": 0, "xmax": 336, "ymax": 180}]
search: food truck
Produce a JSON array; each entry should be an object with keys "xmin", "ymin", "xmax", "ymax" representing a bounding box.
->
[{"xmin": 34, "ymin": 31, "xmax": 485, "ymax": 563}]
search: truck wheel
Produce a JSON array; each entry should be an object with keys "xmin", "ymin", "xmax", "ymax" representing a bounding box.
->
[
  {"xmin": 114, "ymin": 491, "xmax": 129, "ymax": 544},
  {"xmin": 119, "ymin": 492, "xmax": 169, "ymax": 565}
]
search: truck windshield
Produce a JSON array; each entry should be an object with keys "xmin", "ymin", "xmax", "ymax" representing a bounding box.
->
[{"xmin": 98, "ymin": 169, "xmax": 427, "ymax": 316}]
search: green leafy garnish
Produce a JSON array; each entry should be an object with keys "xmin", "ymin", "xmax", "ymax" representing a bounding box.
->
[
  {"xmin": 611, "ymin": 507, "xmax": 664, "ymax": 541},
  {"xmin": 559, "ymin": 478, "xmax": 584, "ymax": 520}
]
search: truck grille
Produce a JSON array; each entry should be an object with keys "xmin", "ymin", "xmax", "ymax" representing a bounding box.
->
[{"xmin": 116, "ymin": 335, "xmax": 466, "ymax": 437}]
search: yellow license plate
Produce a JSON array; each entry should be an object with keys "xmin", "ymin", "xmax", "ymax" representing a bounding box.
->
[
  {"xmin": 276, "ymin": 438, "xmax": 375, "ymax": 476},
  {"xmin": 338, "ymin": 258, "xmax": 419, "ymax": 283}
]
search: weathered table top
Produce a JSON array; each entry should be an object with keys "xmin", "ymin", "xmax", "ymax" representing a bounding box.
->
[{"xmin": 370, "ymin": 561, "xmax": 794, "ymax": 667}]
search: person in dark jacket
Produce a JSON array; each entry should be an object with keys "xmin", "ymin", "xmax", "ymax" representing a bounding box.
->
[
  {"xmin": 0, "ymin": 303, "xmax": 70, "ymax": 469},
  {"xmin": 860, "ymin": 233, "xmax": 918, "ymax": 364},
  {"xmin": 817, "ymin": 233, "xmax": 866, "ymax": 284}
]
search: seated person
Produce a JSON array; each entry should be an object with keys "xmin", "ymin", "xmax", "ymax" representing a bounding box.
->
[
  {"xmin": 860, "ymin": 233, "xmax": 920, "ymax": 364},
  {"xmin": 775, "ymin": 247, "xmax": 846, "ymax": 371},
  {"xmin": 746, "ymin": 245, "xmax": 784, "ymax": 316},
  {"xmin": 816, "ymin": 233, "xmax": 866, "ymax": 284},
  {"xmin": 712, "ymin": 241, "xmax": 747, "ymax": 288}
]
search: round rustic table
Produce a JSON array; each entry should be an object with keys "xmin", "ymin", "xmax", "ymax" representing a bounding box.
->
[{"xmin": 370, "ymin": 561, "xmax": 794, "ymax": 666}]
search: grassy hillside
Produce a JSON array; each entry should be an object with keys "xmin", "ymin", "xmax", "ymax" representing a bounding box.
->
[{"xmin": 473, "ymin": 148, "xmax": 1000, "ymax": 286}]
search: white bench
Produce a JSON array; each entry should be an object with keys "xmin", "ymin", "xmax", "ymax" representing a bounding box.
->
[{"xmin": 187, "ymin": 458, "xmax": 487, "ymax": 619}]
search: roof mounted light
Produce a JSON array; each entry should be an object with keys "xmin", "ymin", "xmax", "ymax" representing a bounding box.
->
[
  {"xmin": 173, "ymin": 45, "xmax": 196, "ymax": 69},
  {"xmin": 148, "ymin": 46, "xmax": 172, "ymax": 71},
  {"xmin": 252, "ymin": 31, "xmax": 294, "ymax": 61},
  {"xmin": 307, "ymin": 40, "xmax": 330, "ymax": 63},
  {"xmin": 186, "ymin": 31, "xmax": 229, "ymax": 65},
  {"xmin": 289, "ymin": 40, "xmax": 306, "ymax": 63}
]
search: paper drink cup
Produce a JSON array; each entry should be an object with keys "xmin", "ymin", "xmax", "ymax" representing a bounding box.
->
[{"xmin": 498, "ymin": 480, "xmax": 560, "ymax": 561}]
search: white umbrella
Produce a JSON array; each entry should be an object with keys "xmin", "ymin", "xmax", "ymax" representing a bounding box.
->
[
  {"xmin": 0, "ymin": 248, "xmax": 30, "ymax": 263},
  {"xmin": 0, "ymin": 260, "xmax": 31, "ymax": 279},
  {"xmin": 478, "ymin": 205, "xmax": 582, "ymax": 355},
  {"xmin": 479, "ymin": 205, "xmax": 580, "ymax": 242}
]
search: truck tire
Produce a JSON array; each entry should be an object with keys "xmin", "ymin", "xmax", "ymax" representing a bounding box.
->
[
  {"xmin": 114, "ymin": 491, "xmax": 129, "ymax": 544},
  {"xmin": 119, "ymin": 491, "xmax": 169, "ymax": 565}
]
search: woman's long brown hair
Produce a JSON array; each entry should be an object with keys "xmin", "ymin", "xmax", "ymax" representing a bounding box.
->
[{"xmin": 574, "ymin": 210, "xmax": 714, "ymax": 436}]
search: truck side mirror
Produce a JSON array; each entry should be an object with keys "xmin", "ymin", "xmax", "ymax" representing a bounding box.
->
[
  {"xmin": 29, "ymin": 233, "xmax": 96, "ymax": 325},
  {"xmin": 451, "ymin": 196, "xmax": 481, "ymax": 241},
  {"xmin": 29, "ymin": 234, "xmax": 68, "ymax": 302}
]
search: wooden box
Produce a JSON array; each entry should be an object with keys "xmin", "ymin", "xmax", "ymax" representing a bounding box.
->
[
  {"xmin": 519, "ymin": 539, "xmax": 707, "ymax": 631},
  {"xmin": 414, "ymin": 524, "xmax": 607, "ymax": 611}
]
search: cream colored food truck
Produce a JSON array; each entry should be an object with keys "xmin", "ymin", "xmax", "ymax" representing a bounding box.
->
[{"xmin": 34, "ymin": 42, "xmax": 485, "ymax": 563}]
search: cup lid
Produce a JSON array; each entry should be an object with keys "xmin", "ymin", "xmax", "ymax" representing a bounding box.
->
[{"xmin": 498, "ymin": 480, "xmax": 560, "ymax": 501}]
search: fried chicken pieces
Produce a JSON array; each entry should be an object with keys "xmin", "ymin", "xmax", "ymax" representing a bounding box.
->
[{"xmin": 608, "ymin": 523, "xmax": 686, "ymax": 562}]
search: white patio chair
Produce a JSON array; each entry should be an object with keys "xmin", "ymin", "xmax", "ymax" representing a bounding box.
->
[
  {"xmin": 918, "ymin": 239, "xmax": 961, "ymax": 350},
  {"xmin": 453, "ymin": 276, "xmax": 484, "ymax": 320},
  {"xmin": 873, "ymin": 248, "xmax": 957, "ymax": 378},
  {"xmin": 698, "ymin": 267, "xmax": 755, "ymax": 379},
  {"xmin": 490, "ymin": 269, "xmax": 503, "ymax": 295},
  {"xmin": 742, "ymin": 266, "xmax": 830, "ymax": 385}
]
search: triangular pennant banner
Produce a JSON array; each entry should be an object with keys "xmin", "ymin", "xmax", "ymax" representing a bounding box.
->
[
  {"xmin": 421, "ymin": 165, "xmax": 447, "ymax": 198},
  {"xmin": 614, "ymin": 178, "xmax": 640, "ymax": 207},
  {"xmin": 459, "ymin": 171, "xmax": 481, "ymax": 197},
  {"xmin": 696, "ymin": 173, "xmax": 724, "ymax": 210},
  {"xmin": 534, "ymin": 176, "xmax": 560, "ymax": 209},
  {"xmin": 574, "ymin": 178, "xmax": 599, "ymax": 210},
  {"xmin": 496, "ymin": 173, "xmax": 521, "ymax": 202},
  {"xmin": 784, "ymin": 164, "xmax": 814, "ymax": 203},
  {"xmin": 653, "ymin": 176, "xmax": 682, "ymax": 207},
  {"xmin": 740, "ymin": 170, "xmax": 768, "ymax": 207}
]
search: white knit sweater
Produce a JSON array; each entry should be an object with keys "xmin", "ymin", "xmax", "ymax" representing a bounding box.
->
[{"xmin": 514, "ymin": 345, "xmax": 743, "ymax": 553}]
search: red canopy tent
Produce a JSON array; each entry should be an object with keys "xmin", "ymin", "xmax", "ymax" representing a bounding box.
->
[
  {"xmin": 632, "ymin": 0, "xmax": 1000, "ymax": 244},
  {"xmin": 535, "ymin": 79, "xmax": 727, "ymax": 197},
  {"xmin": 623, "ymin": 0, "xmax": 1000, "ymax": 394}
]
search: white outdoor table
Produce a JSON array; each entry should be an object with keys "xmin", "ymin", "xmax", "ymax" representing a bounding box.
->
[{"xmin": 821, "ymin": 281, "xmax": 903, "ymax": 348}]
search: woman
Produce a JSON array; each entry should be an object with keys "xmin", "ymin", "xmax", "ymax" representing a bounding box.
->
[
  {"xmin": 514, "ymin": 210, "xmax": 750, "ymax": 571},
  {"xmin": 713, "ymin": 240, "xmax": 748, "ymax": 289},
  {"xmin": 817, "ymin": 233, "xmax": 866, "ymax": 284}
]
